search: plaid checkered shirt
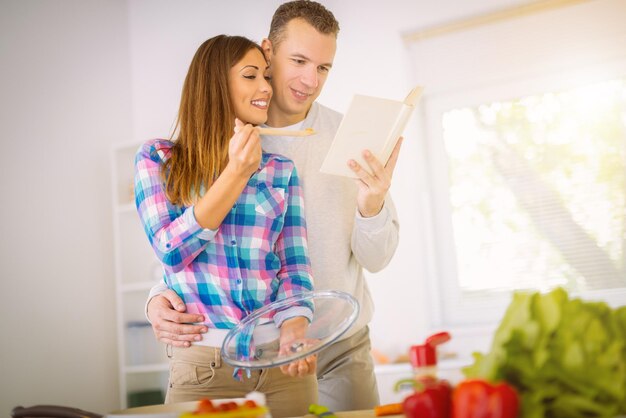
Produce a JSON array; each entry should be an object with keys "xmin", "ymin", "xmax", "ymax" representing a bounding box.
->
[{"xmin": 134, "ymin": 139, "xmax": 314, "ymax": 333}]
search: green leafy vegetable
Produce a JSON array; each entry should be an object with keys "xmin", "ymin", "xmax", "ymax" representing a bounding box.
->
[{"xmin": 463, "ymin": 287, "xmax": 626, "ymax": 417}]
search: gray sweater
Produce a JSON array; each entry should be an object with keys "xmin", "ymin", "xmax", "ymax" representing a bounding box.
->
[{"xmin": 260, "ymin": 102, "xmax": 400, "ymax": 338}]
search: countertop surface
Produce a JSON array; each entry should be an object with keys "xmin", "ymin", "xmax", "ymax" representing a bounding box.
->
[
  {"xmin": 108, "ymin": 403, "xmax": 400, "ymax": 418},
  {"xmin": 107, "ymin": 409, "xmax": 397, "ymax": 418},
  {"xmin": 295, "ymin": 411, "xmax": 401, "ymax": 418}
]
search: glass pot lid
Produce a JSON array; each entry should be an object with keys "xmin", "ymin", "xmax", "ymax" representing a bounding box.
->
[{"xmin": 220, "ymin": 290, "xmax": 359, "ymax": 369}]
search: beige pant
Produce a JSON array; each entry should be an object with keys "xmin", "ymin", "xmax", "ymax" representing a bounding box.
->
[
  {"xmin": 316, "ymin": 326, "xmax": 380, "ymax": 412},
  {"xmin": 165, "ymin": 345, "xmax": 317, "ymax": 418}
]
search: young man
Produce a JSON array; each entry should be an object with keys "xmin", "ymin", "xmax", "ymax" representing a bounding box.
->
[{"xmin": 146, "ymin": 1, "xmax": 401, "ymax": 411}]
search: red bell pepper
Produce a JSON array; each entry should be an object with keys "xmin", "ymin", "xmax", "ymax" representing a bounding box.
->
[
  {"xmin": 452, "ymin": 379, "xmax": 519, "ymax": 418},
  {"xmin": 402, "ymin": 379, "xmax": 452, "ymax": 418}
]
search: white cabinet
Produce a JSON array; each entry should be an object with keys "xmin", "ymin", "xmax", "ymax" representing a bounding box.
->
[
  {"xmin": 374, "ymin": 360, "xmax": 467, "ymax": 405},
  {"xmin": 111, "ymin": 142, "xmax": 169, "ymax": 408}
]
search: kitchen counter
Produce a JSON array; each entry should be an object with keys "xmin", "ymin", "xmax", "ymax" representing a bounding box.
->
[
  {"xmin": 107, "ymin": 400, "xmax": 406, "ymax": 418},
  {"xmin": 108, "ymin": 403, "xmax": 402, "ymax": 418},
  {"xmin": 296, "ymin": 411, "xmax": 400, "ymax": 418}
]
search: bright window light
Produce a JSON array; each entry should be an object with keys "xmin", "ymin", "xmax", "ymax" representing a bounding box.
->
[{"xmin": 442, "ymin": 78, "xmax": 626, "ymax": 294}]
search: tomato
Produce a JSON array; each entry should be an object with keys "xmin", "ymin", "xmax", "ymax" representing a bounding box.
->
[
  {"xmin": 218, "ymin": 401, "xmax": 239, "ymax": 411},
  {"xmin": 194, "ymin": 399, "xmax": 216, "ymax": 414},
  {"xmin": 452, "ymin": 379, "xmax": 519, "ymax": 418},
  {"xmin": 402, "ymin": 379, "xmax": 451, "ymax": 418},
  {"xmin": 243, "ymin": 400, "xmax": 258, "ymax": 409}
]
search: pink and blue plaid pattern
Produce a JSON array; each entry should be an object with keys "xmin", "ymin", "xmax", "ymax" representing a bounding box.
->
[{"xmin": 134, "ymin": 139, "xmax": 313, "ymax": 331}]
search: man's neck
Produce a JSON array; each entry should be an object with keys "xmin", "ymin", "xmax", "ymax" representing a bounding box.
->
[{"xmin": 266, "ymin": 106, "xmax": 311, "ymax": 128}]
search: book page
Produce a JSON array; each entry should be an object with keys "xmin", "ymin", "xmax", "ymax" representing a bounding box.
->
[{"xmin": 320, "ymin": 89, "xmax": 419, "ymax": 178}]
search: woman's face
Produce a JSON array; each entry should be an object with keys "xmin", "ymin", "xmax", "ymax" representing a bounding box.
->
[{"xmin": 229, "ymin": 48, "xmax": 272, "ymax": 125}]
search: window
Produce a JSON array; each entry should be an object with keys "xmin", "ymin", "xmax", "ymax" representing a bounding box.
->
[
  {"xmin": 445, "ymin": 79, "xmax": 625, "ymax": 290},
  {"xmin": 406, "ymin": 0, "xmax": 626, "ymax": 357},
  {"xmin": 434, "ymin": 78, "xmax": 626, "ymax": 327}
]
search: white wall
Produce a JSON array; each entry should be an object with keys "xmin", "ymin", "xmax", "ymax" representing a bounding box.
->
[
  {"xmin": 0, "ymin": 0, "xmax": 132, "ymax": 415},
  {"xmin": 0, "ymin": 0, "xmax": 533, "ymax": 415}
]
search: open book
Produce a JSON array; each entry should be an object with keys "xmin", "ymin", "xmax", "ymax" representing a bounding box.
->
[{"xmin": 320, "ymin": 86, "xmax": 423, "ymax": 178}]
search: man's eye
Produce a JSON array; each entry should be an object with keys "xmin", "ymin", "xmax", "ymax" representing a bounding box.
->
[
  {"xmin": 319, "ymin": 66, "xmax": 330, "ymax": 73},
  {"xmin": 292, "ymin": 59, "xmax": 306, "ymax": 65}
]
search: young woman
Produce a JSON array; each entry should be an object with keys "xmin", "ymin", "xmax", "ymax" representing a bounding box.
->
[{"xmin": 134, "ymin": 35, "xmax": 317, "ymax": 417}]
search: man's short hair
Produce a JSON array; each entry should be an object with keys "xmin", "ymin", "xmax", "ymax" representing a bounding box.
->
[{"xmin": 269, "ymin": 0, "xmax": 340, "ymax": 48}]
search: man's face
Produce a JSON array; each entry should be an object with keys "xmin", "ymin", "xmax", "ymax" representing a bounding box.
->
[{"xmin": 264, "ymin": 18, "xmax": 337, "ymax": 127}]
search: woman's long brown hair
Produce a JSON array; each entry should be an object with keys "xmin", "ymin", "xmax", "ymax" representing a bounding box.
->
[{"xmin": 163, "ymin": 35, "xmax": 266, "ymax": 206}]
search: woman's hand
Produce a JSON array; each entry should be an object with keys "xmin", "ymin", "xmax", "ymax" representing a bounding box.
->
[
  {"xmin": 226, "ymin": 118, "xmax": 262, "ymax": 179},
  {"xmin": 278, "ymin": 316, "xmax": 317, "ymax": 378}
]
